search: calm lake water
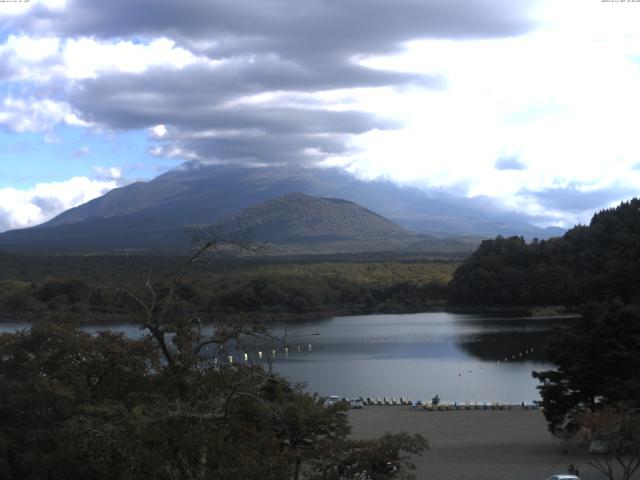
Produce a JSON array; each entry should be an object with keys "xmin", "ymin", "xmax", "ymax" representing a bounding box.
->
[{"xmin": 0, "ymin": 312, "xmax": 575, "ymax": 403}]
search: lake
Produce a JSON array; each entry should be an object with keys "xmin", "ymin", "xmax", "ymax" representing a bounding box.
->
[{"xmin": 0, "ymin": 312, "xmax": 574, "ymax": 403}]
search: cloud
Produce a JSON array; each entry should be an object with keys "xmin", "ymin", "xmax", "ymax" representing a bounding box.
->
[
  {"xmin": 495, "ymin": 156, "xmax": 526, "ymax": 171},
  {"xmin": 8, "ymin": 0, "xmax": 533, "ymax": 50},
  {"xmin": 61, "ymin": 37, "xmax": 197, "ymax": 79},
  {"xmin": 2, "ymin": 0, "xmax": 638, "ymax": 227},
  {"xmin": 522, "ymin": 183, "xmax": 638, "ymax": 215},
  {"xmin": 0, "ymin": 176, "xmax": 117, "ymax": 232},
  {"xmin": 64, "ymin": 62, "xmax": 407, "ymax": 163},
  {"xmin": 92, "ymin": 166, "xmax": 122, "ymax": 181},
  {"xmin": 149, "ymin": 124, "xmax": 167, "ymax": 139},
  {"xmin": 0, "ymin": 0, "xmax": 535, "ymax": 170},
  {"xmin": 0, "ymin": 97, "xmax": 88, "ymax": 133},
  {"xmin": 3, "ymin": 35, "xmax": 60, "ymax": 63},
  {"xmin": 339, "ymin": 0, "xmax": 640, "ymax": 225}
]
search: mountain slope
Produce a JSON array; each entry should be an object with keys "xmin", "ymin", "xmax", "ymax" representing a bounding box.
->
[
  {"xmin": 39, "ymin": 163, "xmax": 562, "ymax": 237},
  {"xmin": 209, "ymin": 193, "xmax": 408, "ymax": 243},
  {"xmin": 0, "ymin": 163, "xmax": 564, "ymax": 252}
]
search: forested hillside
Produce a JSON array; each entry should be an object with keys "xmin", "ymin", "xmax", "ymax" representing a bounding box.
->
[
  {"xmin": 447, "ymin": 198, "xmax": 640, "ymax": 306},
  {"xmin": 210, "ymin": 193, "xmax": 408, "ymax": 242}
]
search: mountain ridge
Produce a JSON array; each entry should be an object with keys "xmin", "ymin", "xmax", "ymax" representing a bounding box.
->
[
  {"xmin": 0, "ymin": 163, "xmax": 565, "ymax": 252},
  {"xmin": 38, "ymin": 163, "xmax": 564, "ymax": 238}
]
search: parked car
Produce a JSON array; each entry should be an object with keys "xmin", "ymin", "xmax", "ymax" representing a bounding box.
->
[
  {"xmin": 325, "ymin": 395, "xmax": 341, "ymax": 407},
  {"xmin": 589, "ymin": 440, "xmax": 609, "ymax": 454},
  {"xmin": 544, "ymin": 475, "xmax": 579, "ymax": 480},
  {"xmin": 350, "ymin": 398, "xmax": 364, "ymax": 409}
]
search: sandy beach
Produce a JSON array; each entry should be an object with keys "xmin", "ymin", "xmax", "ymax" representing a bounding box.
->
[{"xmin": 348, "ymin": 406, "xmax": 604, "ymax": 480}]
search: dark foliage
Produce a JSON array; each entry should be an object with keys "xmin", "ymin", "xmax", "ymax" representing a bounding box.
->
[
  {"xmin": 215, "ymin": 276, "xmax": 446, "ymax": 315},
  {"xmin": 532, "ymin": 301, "xmax": 640, "ymax": 434},
  {"xmin": 0, "ymin": 255, "xmax": 454, "ymax": 320},
  {"xmin": 447, "ymin": 198, "xmax": 640, "ymax": 306},
  {"xmin": 0, "ymin": 321, "xmax": 427, "ymax": 480}
]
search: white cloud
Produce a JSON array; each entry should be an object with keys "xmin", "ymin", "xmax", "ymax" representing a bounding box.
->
[
  {"xmin": 0, "ymin": 176, "xmax": 117, "ymax": 232},
  {"xmin": 149, "ymin": 144, "xmax": 201, "ymax": 161},
  {"xmin": 2, "ymin": 35, "xmax": 60, "ymax": 63},
  {"xmin": 1, "ymin": 34, "xmax": 202, "ymax": 82},
  {"xmin": 0, "ymin": 1, "xmax": 31, "ymax": 15},
  {"xmin": 0, "ymin": 0, "xmax": 66, "ymax": 18},
  {"xmin": 92, "ymin": 166, "xmax": 122, "ymax": 181},
  {"xmin": 0, "ymin": 35, "xmax": 204, "ymax": 132},
  {"xmin": 149, "ymin": 124, "xmax": 168, "ymax": 138},
  {"xmin": 61, "ymin": 37, "xmax": 198, "ymax": 79},
  {"xmin": 0, "ymin": 97, "xmax": 89, "ymax": 132},
  {"xmin": 341, "ymin": 0, "xmax": 640, "ymax": 225}
]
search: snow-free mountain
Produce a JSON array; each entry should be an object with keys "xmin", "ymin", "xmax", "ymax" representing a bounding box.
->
[
  {"xmin": 209, "ymin": 193, "xmax": 408, "ymax": 243},
  {"xmin": 0, "ymin": 163, "xmax": 564, "ymax": 252}
]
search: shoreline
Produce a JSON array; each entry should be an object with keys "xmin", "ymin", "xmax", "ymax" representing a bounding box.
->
[{"xmin": 0, "ymin": 305, "xmax": 580, "ymax": 326}]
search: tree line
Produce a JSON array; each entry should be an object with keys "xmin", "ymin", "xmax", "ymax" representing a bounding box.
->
[
  {"xmin": 447, "ymin": 198, "xmax": 640, "ymax": 307},
  {"xmin": 0, "ymin": 257, "xmax": 455, "ymax": 321}
]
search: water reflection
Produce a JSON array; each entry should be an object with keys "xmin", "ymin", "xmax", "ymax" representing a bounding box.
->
[
  {"xmin": 0, "ymin": 312, "xmax": 576, "ymax": 402},
  {"xmin": 453, "ymin": 315, "xmax": 576, "ymax": 363},
  {"xmin": 263, "ymin": 313, "xmax": 576, "ymax": 401}
]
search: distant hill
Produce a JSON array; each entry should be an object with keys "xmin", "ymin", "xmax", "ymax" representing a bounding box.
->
[
  {"xmin": 0, "ymin": 163, "xmax": 564, "ymax": 252},
  {"xmin": 202, "ymin": 192, "xmax": 452, "ymax": 255},
  {"xmin": 210, "ymin": 193, "xmax": 408, "ymax": 243},
  {"xmin": 447, "ymin": 198, "xmax": 640, "ymax": 307}
]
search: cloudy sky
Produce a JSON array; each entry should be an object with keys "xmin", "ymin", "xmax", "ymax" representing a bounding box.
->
[{"xmin": 1, "ymin": 0, "xmax": 639, "ymax": 232}]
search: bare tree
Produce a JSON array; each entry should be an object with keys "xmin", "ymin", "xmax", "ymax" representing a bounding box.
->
[{"xmin": 568, "ymin": 407, "xmax": 640, "ymax": 480}]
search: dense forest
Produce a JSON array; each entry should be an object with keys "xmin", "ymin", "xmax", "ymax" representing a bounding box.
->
[
  {"xmin": 0, "ymin": 253, "xmax": 457, "ymax": 322},
  {"xmin": 447, "ymin": 198, "xmax": 640, "ymax": 307},
  {"xmin": 533, "ymin": 300, "xmax": 640, "ymax": 433}
]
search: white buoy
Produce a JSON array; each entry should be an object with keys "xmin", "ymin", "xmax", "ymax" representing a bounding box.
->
[
  {"xmin": 244, "ymin": 353, "xmax": 248, "ymax": 362},
  {"xmin": 258, "ymin": 351, "xmax": 263, "ymax": 359},
  {"xmin": 285, "ymin": 347, "xmax": 289, "ymax": 355}
]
